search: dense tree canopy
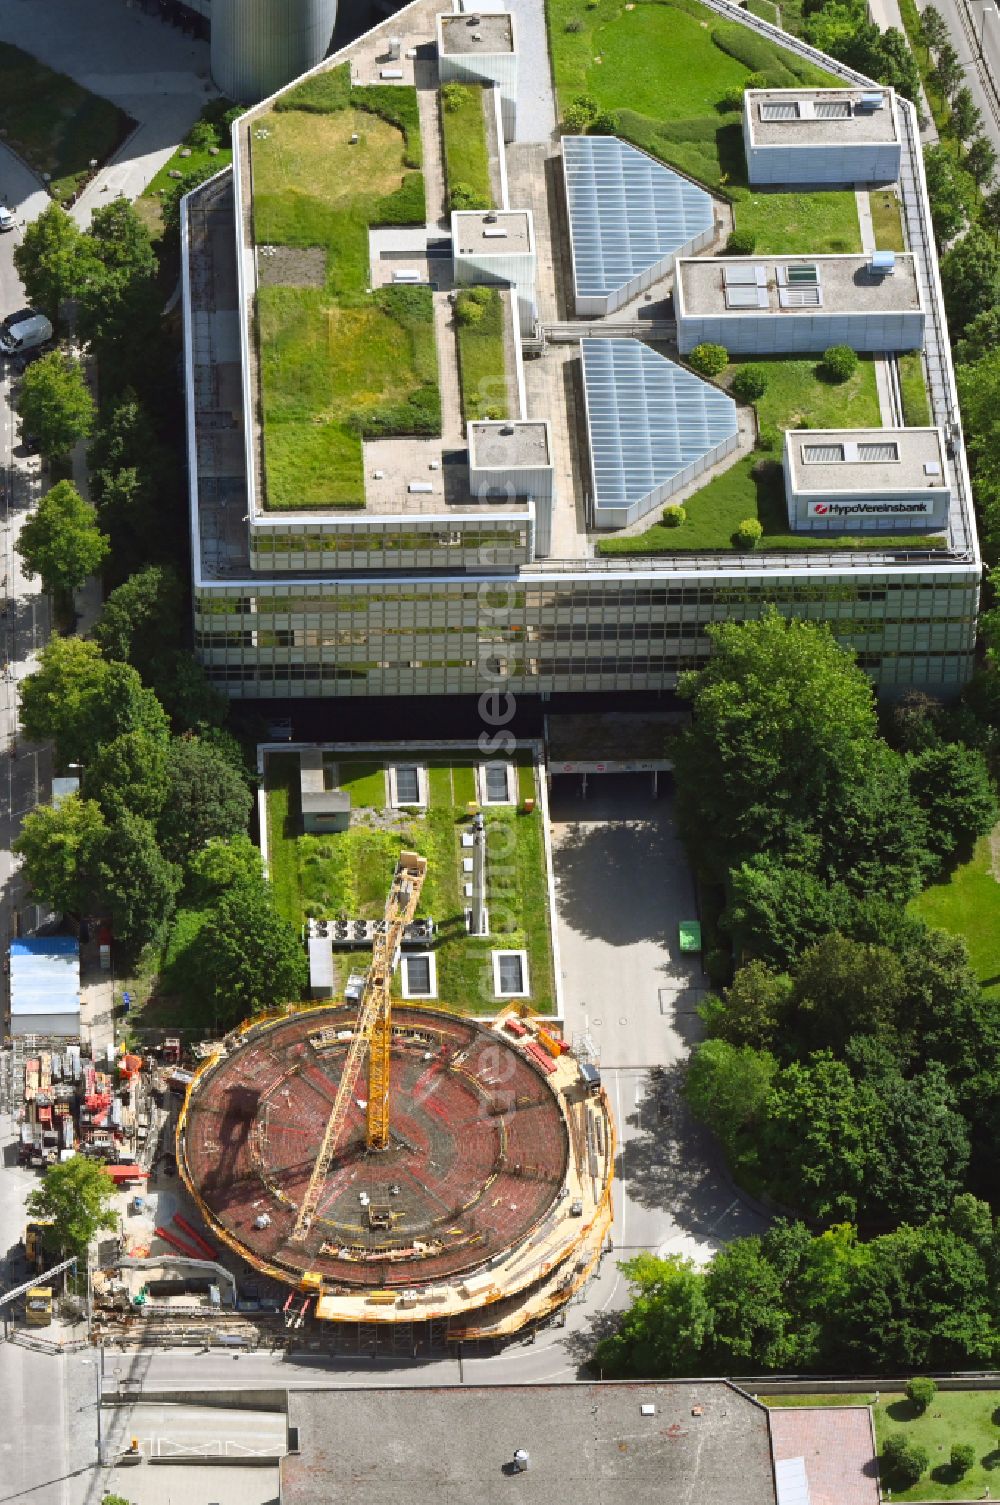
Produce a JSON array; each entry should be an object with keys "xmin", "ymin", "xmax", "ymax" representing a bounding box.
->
[
  {"xmin": 157, "ymin": 736, "xmax": 253, "ymax": 865},
  {"xmin": 26, "ymin": 1156, "xmax": 117, "ymax": 1261},
  {"xmin": 15, "ymin": 479, "xmax": 109, "ymax": 596},
  {"xmin": 16, "ymin": 350, "xmax": 94, "ymax": 460},
  {"xmin": 12, "ymin": 203, "xmax": 89, "ymax": 326},
  {"xmin": 13, "ymin": 794, "xmax": 106, "ymax": 915}
]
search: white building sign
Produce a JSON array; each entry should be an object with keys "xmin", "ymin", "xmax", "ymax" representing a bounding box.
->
[{"xmin": 806, "ymin": 498, "xmax": 935, "ymax": 519}]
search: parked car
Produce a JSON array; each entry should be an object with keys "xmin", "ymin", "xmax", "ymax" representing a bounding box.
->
[
  {"xmin": 0, "ymin": 207, "xmax": 16, "ymax": 233},
  {"xmin": 0, "ymin": 312, "xmax": 52, "ymax": 355}
]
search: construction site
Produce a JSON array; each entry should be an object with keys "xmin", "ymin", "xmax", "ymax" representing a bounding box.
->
[{"xmin": 175, "ymin": 853, "xmax": 615, "ymax": 1340}]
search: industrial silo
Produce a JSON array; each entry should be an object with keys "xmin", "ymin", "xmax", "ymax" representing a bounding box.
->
[{"xmin": 210, "ymin": 0, "xmax": 338, "ymax": 105}]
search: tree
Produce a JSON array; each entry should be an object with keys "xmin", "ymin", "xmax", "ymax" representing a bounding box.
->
[
  {"xmin": 19, "ymin": 636, "xmax": 170, "ymax": 766},
  {"xmin": 12, "ymin": 794, "xmax": 106, "ymax": 915},
  {"xmin": 730, "ymin": 364, "xmax": 768, "ymax": 402},
  {"xmin": 12, "ymin": 203, "xmax": 90, "ymax": 327},
  {"xmin": 981, "ymin": 186, "xmax": 1000, "ymax": 244},
  {"xmin": 703, "ymin": 1236, "xmax": 792, "ymax": 1370},
  {"xmin": 923, "ymin": 144, "xmax": 969, "ymax": 245},
  {"xmin": 966, "ymin": 134, "xmax": 998, "ymax": 187},
  {"xmin": 819, "ymin": 740, "xmax": 928, "ymax": 901},
  {"xmin": 673, "ymin": 610, "xmax": 880, "ymax": 879},
  {"xmin": 882, "ymin": 1434, "xmax": 930, "ymax": 1487},
  {"xmin": 186, "ymin": 834, "xmax": 263, "ymax": 905},
  {"xmin": 951, "ymin": 1442, "xmax": 976, "ymax": 1476},
  {"xmin": 941, "ymin": 229, "xmax": 1000, "ymax": 335},
  {"xmin": 93, "ymin": 564, "xmax": 184, "ymax": 671},
  {"xmin": 687, "ymin": 343, "xmax": 729, "ymax": 378},
  {"xmin": 77, "ymin": 199, "xmax": 162, "ymax": 391},
  {"xmin": 908, "ymin": 741, "xmax": 998, "ymax": 874},
  {"xmin": 762, "ymin": 1054, "xmax": 876, "ymax": 1221},
  {"xmin": 594, "ymin": 1254, "xmax": 714, "ymax": 1377},
  {"xmin": 724, "ymin": 860, "xmax": 854, "ymax": 969},
  {"xmin": 832, "ymin": 25, "xmax": 922, "ymax": 104},
  {"xmin": 15, "ymin": 479, "xmax": 109, "ymax": 596},
  {"xmin": 180, "ymin": 879, "xmax": 307, "ymax": 1026},
  {"xmin": 92, "ymin": 812, "xmax": 179, "ymax": 950},
  {"xmin": 930, "ymin": 40, "xmax": 963, "ymax": 102},
  {"xmin": 86, "ymin": 196, "xmax": 157, "ymax": 280},
  {"xmin": 82, "ymin": 730, "xmax": 170, "ymax": 822},
  {"xmin": 951, "ymin": 87, "xmax": 983, "ymax": 151},
  {"xmin": 822, "ymin": 344, "xmax": 858, "ymax": 382},
  {"xmin": 919, "ymin": 4, "xmax": 948, "ymax": 52},
  {"xmin": 25, "ymin": 1156, "xmax": 117, "ymax": 1260},
  {"xmin": 905, "ymin": 1376, "xmax": 937, "ymax": 1413},
  {"xmin": 700, "ymin": 959, "xmax": 792, "ymax": 1050},
  {"xmin": 16, "ymin": 350, "xmax": 94, "ymax": 461},
  {"xmin": 863, "ymin": 1063, "xmax": 971, "ymax": 1223},
  {"xmin": 685, "ymin": 1039, "xmax": 777, "ymax": 1167},
  {"xmin": 157, "ymin": 736, "xmax": 253, "ymax": 865},
  {"xmin": 789, "ymin": 933, "xmax": 906, "ymax": 1055}
]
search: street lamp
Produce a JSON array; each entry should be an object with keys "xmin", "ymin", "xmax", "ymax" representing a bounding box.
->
[
  {"xmin": 80, "ymin": 1358, "xmax": 103, "ymax": 1464},
  {"xmin": 979, "ymin": 3, "xmax": 995, "ymax": 61}
]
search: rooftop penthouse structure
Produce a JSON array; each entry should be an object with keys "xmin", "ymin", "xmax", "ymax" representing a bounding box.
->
[
  {"xmin": 743, "ymin": 86, "xmax": 901, "ymax": 184},
  {"xmin": 182, "ymin": 0, "xmax": 980, "ymax": 702},
  {"xmin": 675, "ymin": 253, "xmax": 924, "ymax": 354},
  {"xmin": 783, "ymin": 428, "xmax": 951, "ymax": 533}
]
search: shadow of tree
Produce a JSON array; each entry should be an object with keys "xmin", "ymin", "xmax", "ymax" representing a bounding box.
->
[
  {"xmin": 885, "ymin": 1398, "xmax": 921, "ymax": 1423},
  {"xmin": 549, "ymin": 795, "xmax": 683, "ymax": 948}
]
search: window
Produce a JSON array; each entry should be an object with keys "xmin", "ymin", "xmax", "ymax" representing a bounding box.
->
[
  {"xmin": 492, "ymin": 950, "xmax": 529, "ymax": 998},
  {"xmin": 480, "ymin": 762, "xmax": 514, "ymax": 804},
  {"xmin": 389, "ymin": 764, "xmax": 426, "ymax": 808},
  {"xmin": 803, "ymin": 444, "xmax": 845, "ymax": 464},
  {"xmin": 402, "ymin": 952, "xmax": 436, "ymax": 999},
  {"xmin": 858, "ymin": 442, "xmax": 900, "ymax": 463}
]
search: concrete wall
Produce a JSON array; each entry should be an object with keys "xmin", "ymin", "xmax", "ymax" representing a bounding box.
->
[
  {"xmin": 211, "ymin": 0, "xmax": 338, "ymax": 104},
  {"xmin": 676, "ymin": 309, "xmax": 925, "ymax": 354},
  {"xmin": 745, "ymin": 138, "xmax": 901, "ymax": 185}
]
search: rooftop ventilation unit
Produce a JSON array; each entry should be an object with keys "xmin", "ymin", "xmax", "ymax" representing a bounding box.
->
[
  {"xmin": 484, "ymin": 211, "xmax": 498, "ymax": 223},
  {"xmin": 467, "ymin": 13, "xmax": 481, "ymax": 21},
  {"xmin": 870, "ymin": 250, "xmax": 896, "ymax": 276},
  {"xmin": 857, "ymin": 91, "xmax": 885, "ymax": 111}
]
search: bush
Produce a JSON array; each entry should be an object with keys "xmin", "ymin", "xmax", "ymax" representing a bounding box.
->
[
  {"xmin": 455, "ymin": 292, "xmax": 486, "ymax": 327},
  {"xmin": 822, "ymin": 344, "xmax": 858, "ymax": 382},
  {"xmin": 186, "ymin": 118, "xmax": 220, "ymax": 152},
  {"xmin": 564, "ymin": 16, "xmax": 584, "ymax": 31},
  {"xmin": 662, "ymin": 505, "xmax": 687, "ymax": 527},
  {"xmin": 733, "ymin": 517, "xmax": 763, "ymax": 550},
  {"xmin": 731, "ymin": 364, "xmax": 768, "ymax": 402},
  {"xmin": 950, "ymin": 1442, "xmax": 976, "ymax": 1477},
  {"xmin": 688, "ymin": 342, "xmax": 729, "ymax": 378},
  {"xmin": 905, "ymin": 1376, "xmax": 937, "ymax": 1413},
  {"xmin": 450, "ymin": 182, "xmax": 490, "ymax": 211},
  {"xmin": 719, "ymin": 84, "xmax": 746, "ymax": 111},
  {"xmin": 883, "ymin": 1434, "xmax": 930, "ymax": 1488},
  {"xmin": 727, "ymin": 227, "xmax": 757, "ymax": 254},
  {"xmin": 441, "ymin": 83, "xmax": 464, "ymax": 114}
]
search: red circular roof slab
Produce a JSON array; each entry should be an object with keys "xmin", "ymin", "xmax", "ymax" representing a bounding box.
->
[{"xmin": 181, "ymin": 1006, "xmax": 569, "ymax": 1288}]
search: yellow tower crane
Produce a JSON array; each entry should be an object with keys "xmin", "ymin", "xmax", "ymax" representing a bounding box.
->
[{"xmin": 289, "ymin": 850, "xmax": 428, "ymax": 1244}]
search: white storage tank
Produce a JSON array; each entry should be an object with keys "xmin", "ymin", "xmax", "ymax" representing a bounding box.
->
[{"xmin": 211, "ymin": 0, "xmax": 338, "ymax": 105}]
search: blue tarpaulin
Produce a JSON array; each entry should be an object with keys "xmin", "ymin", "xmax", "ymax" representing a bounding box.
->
[{"xmin": 9, "ymin": 936, "xmax": 80, "ymax": 1036}]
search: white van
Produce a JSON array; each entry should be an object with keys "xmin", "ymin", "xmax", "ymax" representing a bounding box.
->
[{"xmin": 0, "ymin": 312, "xmax": 52, "ymax": 355}]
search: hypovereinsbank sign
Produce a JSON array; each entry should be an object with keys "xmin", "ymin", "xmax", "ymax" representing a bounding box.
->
[{"xmin": 806, "ymin": 499, "xmax": 935, "ymax": 518}]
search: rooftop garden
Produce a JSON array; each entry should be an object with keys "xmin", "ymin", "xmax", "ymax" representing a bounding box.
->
[
  {"xmin": 547, "ymin": 0, "xmax": 860, "ymax": 253},
  {"xmin": 441, "ymin": 82, "xmax": 494, "ymax": 211},
  {"xmin": 455, "ymin": 287, "xmax": 509, "ymax": 422},
  {"xmin": 265, "ymin": 749, "xmax": 556, "ymax": 1016},
  {"xmin": 0, "ymin": 41, "xmax": 133, "ymax": 204},
  {"xmin": 597, "ymin": 354, "xmax": 947, "ymax": 555},
  {"xmin": 251, "ymin": 65, "xmax": 440, "ymax": 510}
]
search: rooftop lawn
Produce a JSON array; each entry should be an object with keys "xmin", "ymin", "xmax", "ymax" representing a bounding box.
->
[
  {"xmin": 251, "ymin": 65, "xmax": 439, "ymax": 510},
  {"xmin": 265, "ymin": 751, "xmax": 556, "ymax": 1016},
  {"xmin": 598, "ymin": 355, "xmax": 945, "ymax": 555},
  {"xmin": 547, "ymin": 0, "xmax": 859, "ymax": 252},
  {"xmin": 899, "ymin": 350, "xmax": 932, "ymax": 427},
  {"xmin": 911, "ymin": 834, "xmax": 1000, "ymax": 1003},
  {"xmin": 871, "ymin": 1390, "xmax": 1000, "ymax": 1501},
  {"xmin": 0, "ymin": 41, "xmax": 133, "ymax": 204},
  {"xmin": 870, "ymin": 187, "xmax": 906, "ymax": 252},
  {"xmin": 441, "ymin": 83, "xmax": 494, "ymax": 211},
  {"xmin": 455, "ymin": 288, "xmax": 509, "ymax": 422}
]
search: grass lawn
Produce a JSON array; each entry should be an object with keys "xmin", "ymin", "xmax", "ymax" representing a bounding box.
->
[
  {"xmin": 899, "ymin": 351, "xmax": 932, "ymax": 427},
  {"xmin": 764, "ymin": 1394, "xmax": 876, "ymax": 1408},
  {"xmin": 441, "ymin": 83, "xmax": 494, "ymax": 210},
  {"xmin": 873, "ymin": 1390, "xmax": 1000, "ymax": 1500},
  {"xmin": 911, "ymin": 834, "xmax": 1000, "ymax": 1002},
  {"xmin": 0, "ymin": 41, "xmax": 132, "ymax": 204},
  {"xmin": 547, "ymin": 0, "xmax": 857, "ymax": 251},
  {"xmin": 598, "ymin": 355, "xmax": 946, "ymax": 554},
  {"xmin": 456, "ymin": 288, "xmax": 509, "ymax": 421},
  {"xmin": 870, "ymin": 188, "xmax": 906, "ymax": 253},
  {"xmin": 137, "ymin": 99, "xmax": 235, "ymax": 238},
  {"xmin": 264, "ymin": 751, "xmax": 556, "ymax": 1015},
  {"xmin": 746, "ymin": 0, "xmax": 781, "ymax": 20},
  {"xmin": 251, "ymin": 65, "xmax": 438, "ymax": 510}
]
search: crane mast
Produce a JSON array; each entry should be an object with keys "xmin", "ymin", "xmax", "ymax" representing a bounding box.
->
[{"xmin": 288, "ymin": 850, "xmax": 427, "ymax": 1244}]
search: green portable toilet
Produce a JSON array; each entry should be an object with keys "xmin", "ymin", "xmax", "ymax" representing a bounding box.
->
[{"xmin": 678, "ymin": 920, "xmax": 702, "ymax": 953}]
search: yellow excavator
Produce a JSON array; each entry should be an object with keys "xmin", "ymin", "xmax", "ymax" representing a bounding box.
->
[{"xmin": 289, "ymin": 850, "xmax": 427, "ymax": 1244}]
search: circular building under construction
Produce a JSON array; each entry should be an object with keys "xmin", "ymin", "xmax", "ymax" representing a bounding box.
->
[{"xmin": 177, "ymin": 1003, "xmax": 614, "ymax": 1340}]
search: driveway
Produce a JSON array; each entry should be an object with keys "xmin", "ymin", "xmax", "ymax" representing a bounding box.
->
[{"xmin": 0, "ymin": 0, "xmax": 215, "ymax": 224}]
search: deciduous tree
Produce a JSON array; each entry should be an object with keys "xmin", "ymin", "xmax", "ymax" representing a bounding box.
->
[
  {"xmin": 16, "ymin": 350, "xmax": 94, "ymax": 460},
  {"xmin": 13, "ymin": 794, "xmax": 105, "ymax": 915},
  {"xmin": 15, "ymin": 479, "xmax": 108, "ymax": 596},
  {"xmin": 25, "ymin": 1156, "xmax": 117, "ymax": 1260}
]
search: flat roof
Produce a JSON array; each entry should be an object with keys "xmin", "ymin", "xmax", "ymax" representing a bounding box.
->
[
  {"xmin": 677, "ymin": 254, "xmax": 921, "ymax": 317},
  {"xmin": 439, "ymin": 11, "xmax": 514, "ymax": 53},
  {"xmin": 282, "ymin": 1382, "xmax": 778, "ymax": 1505},
  {"xmin": 470, "ymin": 419, "xmax": 550, "ymax": 468},
  {"xmin": 10, "ymin": 937, "xmax": 80, "ymax": 1018},
  {"xmin": 563, "ymin": 135, "xmax": 715, "ymax": 300},
  {"xmin": 582, "ymin": 338, "xmax": 738, "ymax": 512},
  {"xmin": 769, "ymin": 1407, "xmax": 878, "ymax": 1505},
  {"xmin": 748, "ymin": 87, "xmax": 897, "ymax": 145},
  {"xmin": 786, "ymin": 427, "xmax": 947, "ymax": 492},
  {"xmin": 452, "ymin": 209, "xmax": 532, "ymax": 255}
]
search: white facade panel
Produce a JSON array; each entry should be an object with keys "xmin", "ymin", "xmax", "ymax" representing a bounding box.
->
[
  {"xmin": 746, "ymin": 141, "xmax": 902, "ymax": 184},
  {"xmin": 438, "ymin": 50, "xmax": 517, "ymax": 140},
  {"xmin": 677, "ymin": 310, "xmax": 925, "ymax": 354}
]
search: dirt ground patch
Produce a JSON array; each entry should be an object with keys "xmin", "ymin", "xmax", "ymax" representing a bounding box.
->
[{"xmin": 259, "ymin": 245, "xmax": 327, "ymax": 287}]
